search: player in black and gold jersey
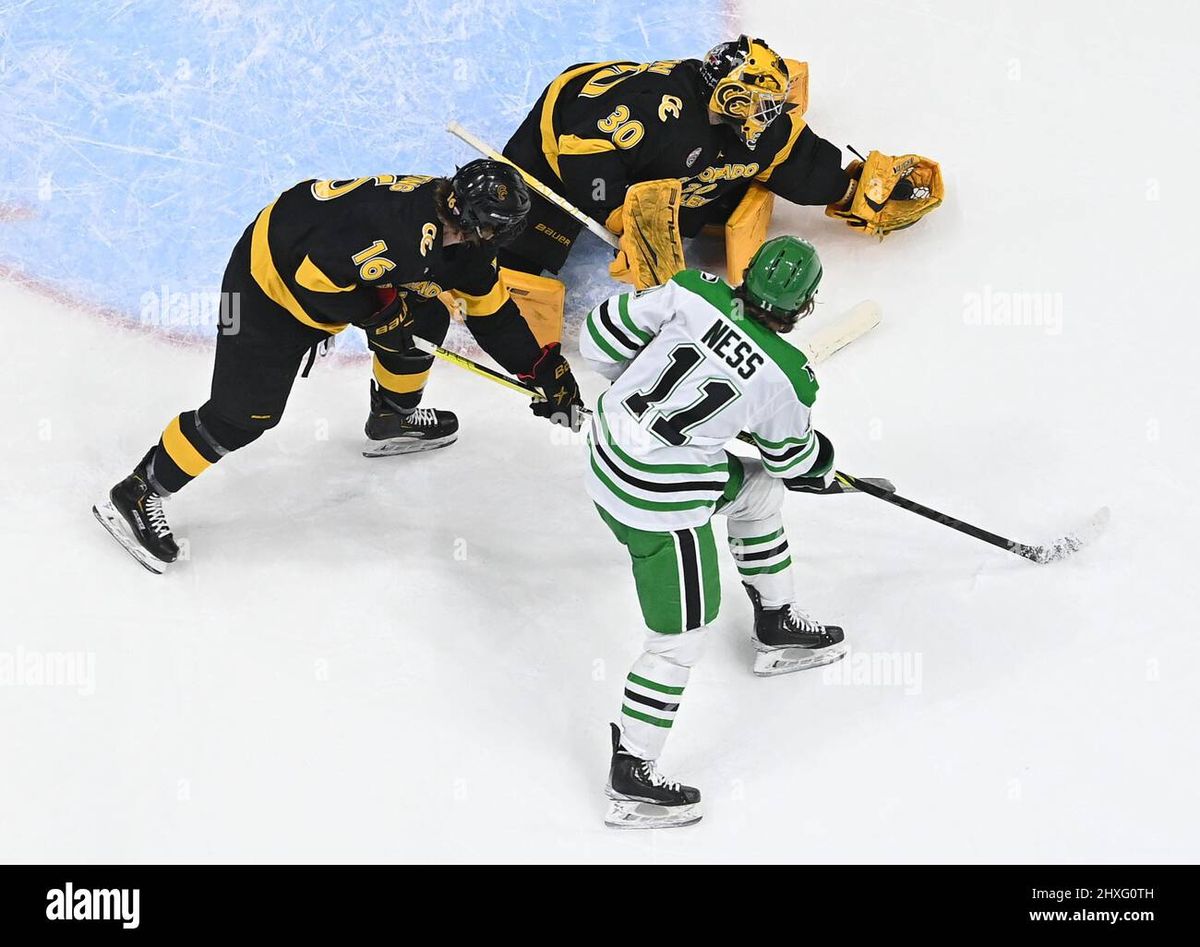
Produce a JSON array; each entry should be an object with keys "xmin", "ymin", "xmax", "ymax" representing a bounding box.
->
[
  {"xmin": 497, "ymin": 36, "xmax": 941, "ymax": 316},
  {"xmin": 93, "ymin": 160, "xmax": 584, "ymax": 573}
]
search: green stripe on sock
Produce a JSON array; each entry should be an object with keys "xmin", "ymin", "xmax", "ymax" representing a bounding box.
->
[
  {"xmin": 735, "ymin": 527, "xmax": 785, "ymax": 546},
  {"xmin": 622, "ymin": 704, "xmax": 674, "ymax": 728},
  {"xmin": 627, "ymin": 673, "xmax": 685, "ymax": 695},
  {"xmin": 737, "ymin": 557, "xmax": 793, "ymax": 576}
]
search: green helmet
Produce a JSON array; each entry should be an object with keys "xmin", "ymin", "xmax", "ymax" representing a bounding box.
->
[{"xmin": 742, "ymin": 236, "xmax": 822, "ymax": 324}]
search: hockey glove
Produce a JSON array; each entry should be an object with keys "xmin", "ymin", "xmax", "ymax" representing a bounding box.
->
[
  {"xmin": 519, "ymin": 343, "xmax": 584, "ymax": 431},
  {"xmin": 361, "ymin": 285, "xmax": 411, "ymax": 332},
  {"xmin": 826, "ymin": 150, "xmax": 944, "ymax": 236},
  {"xmin": 783, "ymin": 431, "xmax": 837, "ymax": 493}
]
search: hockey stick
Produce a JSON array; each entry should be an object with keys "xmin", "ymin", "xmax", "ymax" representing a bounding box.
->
[
  {"xmin": 412, "ymin": 338, "xmax": 1108, "ymax": 563},
  {"xmin": 447, "ymin": 122, "xmax": 883, "ymax": 362},
  {"xmin": 834, "ymin": 472, "xmax": 1110, "ymax": 564},
  {"xmin": 408, "ymin": 336, "xmax": 891, "ymax": 495},
  {"xmin": 446, "ymin": 121, "xmax": 620, "ymax": 249}
]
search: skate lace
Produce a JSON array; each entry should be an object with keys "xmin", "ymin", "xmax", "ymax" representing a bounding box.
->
[
  {"xmin": 638, "ymin": 760, "xmax": 681, "ymax": 792},
  {"xmin": 784, "ymin": 605, "xmax": 826, "ymax": 637},
  {"xmin": 409, "ymin": 407, "xmax": 438, "ymax": 428},
  {"xmin": 143, "ymin": 492, "xmax": 171, "ymax": 539}
]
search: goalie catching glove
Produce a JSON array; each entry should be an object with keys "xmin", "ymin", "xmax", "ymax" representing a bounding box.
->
[
  {"xmin": 607, "ymin": 179, "xmax": 686, "ymax": 290},
  {"xmin": 519, "ymin": 343, "xmax": 585, "ymax": 431},
  {"xmin": 827, "ymin": 150, "xmax": 944, "ymax": 236}
]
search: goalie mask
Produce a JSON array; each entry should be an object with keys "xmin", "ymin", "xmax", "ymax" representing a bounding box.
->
[{"xmin": 700, "ymin": 35, "xmax": 789, "ymax": 150}]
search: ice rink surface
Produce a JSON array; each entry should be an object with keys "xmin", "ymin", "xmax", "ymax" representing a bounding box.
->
[{"xmin": 2, "ymin": 1, "xmax": 1198, "ymax": 862}]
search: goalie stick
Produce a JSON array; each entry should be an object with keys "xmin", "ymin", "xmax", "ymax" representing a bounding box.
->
[
  {"xmin": 447, "ymin": 121, "xmax": 883, "ymax": 361},
  {"xmin": 412, "ymin": 338, "xmax": 1108, "ymax": 563}
]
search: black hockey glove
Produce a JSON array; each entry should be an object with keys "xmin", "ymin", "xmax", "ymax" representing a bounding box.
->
[
  {"xmin": 519, "ymin": 343, "xmax": 584, "ymax": 431},
  {"xmin": 783, "ymin": 431, "xmax": 836, "ymax": 493}
]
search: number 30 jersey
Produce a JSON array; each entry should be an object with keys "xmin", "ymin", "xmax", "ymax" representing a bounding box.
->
[{"xmin": 581, "ymin": 269, "xmax": 827, "ymax": 531}]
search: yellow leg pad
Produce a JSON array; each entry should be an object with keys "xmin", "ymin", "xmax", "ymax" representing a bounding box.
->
[
  {"xmin": 373, "ymin": 358, "xmax": 430, "ymax": 394},
  {"xmin": 784, "ymin": 59, "xmax": 809, "ymax": 114},
  {"xmin": 162, "ymin": 416, "xmax": 212, "ymax": 478},
  {"xmin": 724, "ymin": 183, "xmax": 776, "ymax": 280},
  {"xmin": 499, "ymin": 267, "xmax": 565, "ymax": 347}
]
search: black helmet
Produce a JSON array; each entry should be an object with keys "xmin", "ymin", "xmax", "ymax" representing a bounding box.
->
[{"xmin": 447, "ymin": 159, "xmax": 530, "ymax": 245}]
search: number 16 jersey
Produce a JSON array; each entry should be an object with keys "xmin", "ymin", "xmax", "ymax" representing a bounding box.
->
[{"xmin": 581, "ymin": 269, "xmax": 828, "ymax": 531}]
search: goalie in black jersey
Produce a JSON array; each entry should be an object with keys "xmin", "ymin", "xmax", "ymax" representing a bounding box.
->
[
  {"xmin": 494, "ymin": 36, "xmax": 942, "ymax": 333},
  {"xmin": 93, "ymin": 160, "xmax": 584, "ymax": 574}
]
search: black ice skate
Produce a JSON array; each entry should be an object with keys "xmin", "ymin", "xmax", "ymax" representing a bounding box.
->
[
  {"xmin": 363, "ymin": 382, "xmax": 458, "ymax": 457},
  {"xmin": 604, "ymin": 723, "xmax": 702, "ymax": 829},
  {"xmin": 745, "ymin": 585, "xmax": 847, "ymax": 677},
  {"xmin": 92, "ymin": 450, "xmax": 178, "ymax": 575}
]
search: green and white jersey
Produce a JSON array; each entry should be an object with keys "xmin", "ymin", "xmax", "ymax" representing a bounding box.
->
[{"xmin": 582, "ymin": 269, "xmax": 827, "ymax": 531}]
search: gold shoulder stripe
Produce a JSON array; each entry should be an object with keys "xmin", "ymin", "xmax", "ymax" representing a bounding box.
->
[
  {"xmin": 250, "ymin": 201, "xmax": 350, "ymax": 334},
  {"xmin": 541, "ymin": 61, "xmax": 621, "ymax": 179},
  {"xmin": 755, "ymin": 110, "xmax": 808, "ymax": 183},
  {"xmin": 451, "ymin": 280, "xmax": 510, "ymax": 317},
  {"xmin": 295, "ymin": 254, "xmax": 357, "ymax": 294},
  {"xmin": 556, "ymin": 134, "xmax": 618, "ymax": 158}
]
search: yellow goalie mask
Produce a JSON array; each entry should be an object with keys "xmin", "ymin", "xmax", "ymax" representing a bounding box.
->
[{"xmin": 701, "ymin": 35, "xmax": 789, "ymax": 150}]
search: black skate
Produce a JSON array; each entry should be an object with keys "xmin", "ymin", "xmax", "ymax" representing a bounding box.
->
[
  {"xmin": 363, "ymin": 382, "xmax": 458, "ymax": 457},
  {"xmin": 745, "ymin": 585, "xmax": 847, "ymax": 677},
  {"xmin": 92, "ymin": 451, "xmax": 178, "ymax": 575},
  {"xmin": 604, "ymin": 723, "xmax": 702, "ymax": 829}
]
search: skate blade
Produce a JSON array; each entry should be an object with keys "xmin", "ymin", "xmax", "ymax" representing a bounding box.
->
[
  {"xmin": 92, "ymin": 502, "xmax": 168, "ymax": 575},
  {"xmin": 603, "ymin": 797, "xmax": 703, "ymax": 830},
  {"xmin": 362, "ymin": 434, "xmax": 457, "ymax": 457},
  {"xmin": 753, "ymin": 642, "xmax": 847, "ymax": 677}
]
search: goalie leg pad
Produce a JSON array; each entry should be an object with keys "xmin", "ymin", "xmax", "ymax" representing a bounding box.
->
[
  {"xmin": 608, "ymin": 179, "xmax": 685, "ymax": 290},
  {"xmin": 499, "ymin": 267, "xmax": 565, "ymax": 346},
  {"xmin": 723, "ymin": 182, "xmax": 775, "ymax": 280}
]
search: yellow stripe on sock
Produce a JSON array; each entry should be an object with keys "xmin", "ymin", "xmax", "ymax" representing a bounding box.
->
[
  {"xmin": 161, "ymin": 416, "xmax": 212, "ymax": 478},
  {"xmin": 373, "ymin": 358, "xmax": 430, "ymax": 394}
]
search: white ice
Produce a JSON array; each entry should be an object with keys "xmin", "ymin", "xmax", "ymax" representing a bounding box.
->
[{"xmin": 2, "ymin": 0, "xmax": 1198, "ymax": 862}]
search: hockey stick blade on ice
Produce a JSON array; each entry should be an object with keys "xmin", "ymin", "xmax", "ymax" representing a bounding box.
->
[{"xmin": 835, "ymin": 473, "xmax": 1109, "ymax": 564}]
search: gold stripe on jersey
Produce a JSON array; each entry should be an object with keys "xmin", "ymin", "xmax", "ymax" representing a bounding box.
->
[
  {"xmin": 250, "ymin": 200, "xmax": 350, "ymax": 334},
  {"xmin": 373, "ymin": 359, "xmax": 430, "ymax": 394},
  {"xmin": 540, "ymin": 61, "xmax": 621, "ymax": 179},
  {"xmin": 451, "ymin": 280, "xmax": 510, "ymax": 317},
  {"xmin": 295, "ymin": 254, "xmax": 357, "ymax": 294},
  {"xmin": 755, "ymin": 111, "xmax": 808, "ymax": 184},
  {"xmin": 162, "ymin": 415, "xmax": 212, "ymax": 478},
  {"xmin": 557, "ymin": 134, "xmax": 618, "ymax": 159}
]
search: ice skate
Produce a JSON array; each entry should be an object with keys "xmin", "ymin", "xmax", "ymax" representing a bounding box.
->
[
  {"xmin": 92, "ymin": 450, "xmax": 178, "ymax": 575},
  {"xmin": 745, "ymin": 585, "xmax": 846, "ymax": 676},
  {"xmin": 604, "ymin": 724, "xmax": 702, "ymax": 829}
]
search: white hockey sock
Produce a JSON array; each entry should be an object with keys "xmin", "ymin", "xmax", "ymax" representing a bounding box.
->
[
  {"xmin": 619, "ymin": 652, "xmax": 690, "ymax": 761},
  {"xmin": 727, "ymin": 514, "xmax": 794, "ymax": 609}
]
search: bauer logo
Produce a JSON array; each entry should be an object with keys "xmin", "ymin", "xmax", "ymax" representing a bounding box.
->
[
  {"xmin": 46, "ymin": 883, "xmax": 139, "ymax": 929},
  {"xmin": 962, "ymin": 285, "xmax": 1063, "ymax": 336}
]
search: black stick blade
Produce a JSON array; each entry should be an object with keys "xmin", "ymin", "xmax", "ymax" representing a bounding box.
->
[{"xmin": 1013, "ymin": 507, "xmax": 1111, "ymax": 564}]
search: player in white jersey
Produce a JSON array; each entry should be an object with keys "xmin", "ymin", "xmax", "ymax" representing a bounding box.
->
[{"xmin": 580, "ymin": 236, "xmax": 847, "ymax": 828}]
